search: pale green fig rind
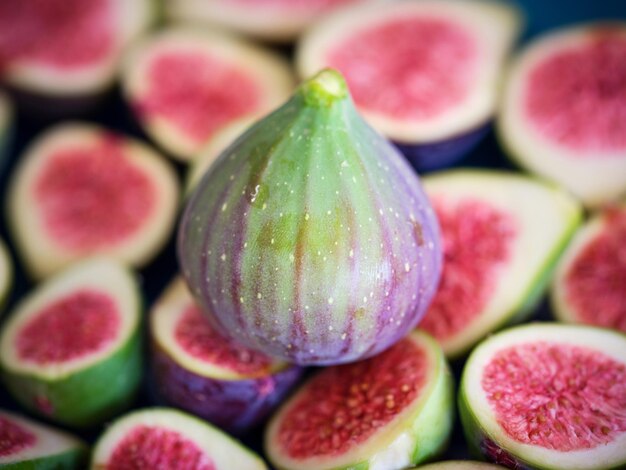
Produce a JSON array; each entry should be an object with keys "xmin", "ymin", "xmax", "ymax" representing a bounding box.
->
[
  {"xmin": 0, "ymin": 446, "xmax": 88, "ymax": 469},
  {"xmin": 458, "ymin": 373, "xmax": 542, "ymax": 470},
  {"xmin": 91, "ymin": 407, "xmax": 268, "ymax": 469},
  {"xmin": 1, "ymin": 327, "xmax": 143, "ymax": 428},
  {"xmin": 423, "ymin": 169, "xmax": 583, "ymax": 360},
  {"xmin": 458, "ymin": 324, "xmax": 626, "ymax": 470},
  {"xmin": 409, "ymin": 338, "xmax": 455, "ymax": 465},
  {"xmin": 265, "ymin": 331, "xmax": 454, "ymax": 470}
]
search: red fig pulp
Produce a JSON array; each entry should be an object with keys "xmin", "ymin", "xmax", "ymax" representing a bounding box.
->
[{"xmin": 552, "ymin": 204, "xmax": 626, "ymax": 333}]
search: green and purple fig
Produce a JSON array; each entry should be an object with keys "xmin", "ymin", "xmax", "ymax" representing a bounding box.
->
[
  {"xmin": 0, "ymin": 258, "xmax": 143, "ymax": 428},
  {"xmin": 179, "ymin": 68, "xmax": 442, "ymax": 365}
]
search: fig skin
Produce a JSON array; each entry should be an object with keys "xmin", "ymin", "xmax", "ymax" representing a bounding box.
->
[
  {"xmin": 148, "ymin": 277, "xmax": 304, "ymax": 435},
  {"xmin": 151, "ymin": 344, "xmax": 303, "ymax": 435},
  {"xmin": 179, "ymin": 69, "xmax": 442, "ymax": 366},
  {"xmin": 0, "ymin": 410, "xmax": 88, "ymax": 469},
  {"xmin": 395, "ymin": 124, "xmax": 491, "ymax": 171}
]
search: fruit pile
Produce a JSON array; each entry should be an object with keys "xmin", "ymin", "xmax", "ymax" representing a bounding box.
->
[{"xmin": 0, "ymin": 1, "xmax": 624, "ymax": 469}]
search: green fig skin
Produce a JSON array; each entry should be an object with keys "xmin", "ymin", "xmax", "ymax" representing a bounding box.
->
[
  {"xmin": 178, "ymin": 69, "xmax": 442, "ymax": 365},
  {"xmin": 0, "ymin": 448, "xmax": 88, "ymax": 469},
  {"xmin": 2, "ymin": 328, "xmax": 142, "ymax": 428},
  {"xmin": 0, "ymin": 410, "xmax": 88, "ymax": 469}
]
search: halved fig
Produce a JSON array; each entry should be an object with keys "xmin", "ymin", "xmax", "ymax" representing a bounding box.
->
[
  {"xmin": 122, "ymin": 28, "xmax": 294, "ymax": 161},
  {"xmin": 551, "ymin": 203, "xmax": 626, "ymax": 333},
  {"xmin": 0, "ymin": 91, "xmax": 13, "ymax": 173},
  {"xmin": 186, "ymin": 117, "xmax": 257, "ymax": 194},
  {"xmin": 0, "ymin": 409, "xmax": 87, "ymax": 468},
  {"xmin": 0, "ymin": 0, "xmax": 153, "ymax": 113},
  {"xmin": 91, "ymin": 408, "xmax": 267, "ymax": 469},
  {"xmin": 0, "ymin": 258, "xmax": 143, "ymax": 427},
  {"xmin": 0, "ymin": 238, "xmax": 12, "ymax": 312},
  {"xmin": 165, "ymin": 0, "xmax": 378, "ymax": 43},
  {"xmin": 499, "ymin": 23, "xmax": 626, "ymax": 207},
  {"xmin": 414, "ymin": 462, "xmax": 506, "ymax": 469},
  {"xmin": 418, "ymin": 170, "xmax": 582, "ymax": 358},
  {"xmin": 459, "ymin": 323, "xmax": 626, "ymax": 470},
  {"xmin": 265, "ymin": 330, "xmax": 454, "ymax": 470},
  {"xmin": 150, "ymin": 277, "xmax": 303, "ymax": 434},
  {"xmin": 297, "ymin": 0, "xmax": 521, "ymax": 169},
  {"xmin": 7, "ymin": 123, "xmax": 179, "ymax": 279}
]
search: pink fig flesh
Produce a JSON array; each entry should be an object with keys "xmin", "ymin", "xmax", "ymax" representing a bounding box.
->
[
  {"xmin": 420, "ymin": 199, "xmax": 517, "ymax": 342},
  {"xmin": 563, "ymin": 208, "xmax": 626, "ymax": 332},
  {"xmin": 483, "ymin": 342, "xmax": 626, "ymax": 451},
  {"xmin": 0, "ymin": 0, "xmax": 113, "ymax": 70},
  {"xmin": 134, "ymin": 51, "xmax": 261, "ymax": 148},
  {"xmin": 16, "ymin": 289, "xmax": 120, "ymax": 364},
  {"xmin": 524, "ymin": 29, "xmax": 626, "ymax": 153},
  {"xmin": 0, "ymin": 416, "xmax": 37, "ymax": 457},
  {"xmin": 109, "ymin": 425, "xmax": 216, "ymax": 470},
  {"xmin": 35, "ymin": 136, "xmax": 156, "ymax": 251},
  {"xmin": 327, "ymin": 17, "xmax": 477, "ymax": 121}
]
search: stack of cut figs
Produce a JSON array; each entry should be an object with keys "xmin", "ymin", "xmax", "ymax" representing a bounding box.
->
[{"xmin": 0, "ymin": 1, "xmax": 624, "ymax": 469}]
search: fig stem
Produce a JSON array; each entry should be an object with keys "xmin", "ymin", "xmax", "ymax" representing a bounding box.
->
[{"xmin": 298, "ymin": 68, "xmax": 349, "ymax": 108}]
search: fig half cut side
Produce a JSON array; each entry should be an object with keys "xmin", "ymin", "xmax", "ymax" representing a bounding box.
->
[
  {"xmin": 297, "ymin": 0, "xmax": 522, "ymax": 169},
  {"xmin": 499, "ymin": 22, "xmax": 626, "ymax": 207},
  {"xmin": 460, "ymin": 323, "xmax": 626, "ymax": 470},
  {"xmin": 418, "ymin": 169, "xmax": 582, "ymax": 358}
]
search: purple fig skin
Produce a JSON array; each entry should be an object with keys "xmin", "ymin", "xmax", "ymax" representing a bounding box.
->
[
  {"xmin": 178, "ymin": 69, "xmax": 442, "ymax": 366},
  {"xmin": 394, "ymin": 123, "xmax": 491, "ymax": 171},
  {"xmin": 151, "ymin": 343, "xmax": 303, "ymax": 435}
]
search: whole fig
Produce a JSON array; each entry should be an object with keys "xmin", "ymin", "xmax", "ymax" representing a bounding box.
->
[{"xmin": 179, "ymin": 69, "xmax": 441, "ymax": 365}]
